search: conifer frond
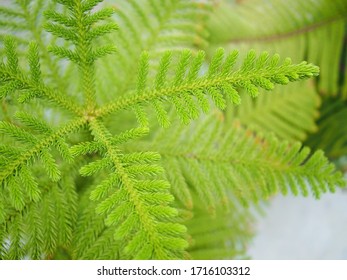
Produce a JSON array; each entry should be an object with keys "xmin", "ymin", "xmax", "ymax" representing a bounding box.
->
[
  {"xmin": 0, "ymin": 117, "xmax": 86, "ymax": 194},
  {"xmin": 95, "ymin": 0, "xmax": 211, "ymax": 102},
  {"xmin": 74, "ymin": 119, "xmax": 187, "ymax": 259},
  {"xmin": 128, "ymin": 113, "xmax": 345, "ymax": 211},
  {"xmin": 207, "ymin": 0, "xmax": 347, "ymax": 97},
  {"xmin": 226, "ymin": 82, "xmax": 320, "ymax": 141},
  {"xmin": 72, "ymin": 192, "xmax": 119, "ymax": 259},
  {"xmin": 186, "ymin": 205, "xmax": 254, "ymax": 260},
  {"xmin": 0, "ymin": 168, "xmax": 78, "ymax": 260},
  {"xmin": 96, "ymin": 48, "xmax": 319, "ymax": 126},
  {"xmin": 0, "ymin": 0, "xmax": 69, "ymax": 89},
  {"xmin": 0, "ymin": 36, "xmax": 83, "ymax": 114},
  {"xmin": 44, "ymin": 0, "xmax": 117, "ymax": 108},
  {"xmin": 44, "ymin": 1, "xmax": 118, "ymax": 64},
  {"xmin": 205, "ymin": 0, "xmax": 347, "ymax": 165},
  {"xmin": 1, "ymin": 0, "xmax": 343, "ymax": 261}
]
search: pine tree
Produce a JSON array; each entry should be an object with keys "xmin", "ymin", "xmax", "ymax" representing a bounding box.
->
[{"xmin": 0, "ymin": 0, "xmax": 346, "ymax": 260}]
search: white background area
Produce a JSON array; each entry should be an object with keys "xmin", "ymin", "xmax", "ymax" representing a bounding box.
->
[{"xmin": 249, "ymin": 189, "xmax": 347, "ymax": 259}]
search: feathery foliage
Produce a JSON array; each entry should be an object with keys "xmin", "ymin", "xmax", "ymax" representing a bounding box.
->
[
  {"xmin": 0, "ymin": 0, "xmax": 345, "ymax": 260},
  {"xmin": 207, "ymin": 0, "xmax": 347, "ymax": 145}
]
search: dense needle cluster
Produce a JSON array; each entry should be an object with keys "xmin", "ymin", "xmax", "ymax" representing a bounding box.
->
[{"xmin": 0, "ymin": 0, "xmax": 345, "ymax": 260}]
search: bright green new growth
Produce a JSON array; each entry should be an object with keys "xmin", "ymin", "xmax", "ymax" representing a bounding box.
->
[{"xmin": 0, "ymin": 0, "xmax": 345, "ymax": 260}]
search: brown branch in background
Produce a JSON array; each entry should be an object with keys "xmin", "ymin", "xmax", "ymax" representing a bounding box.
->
[{"xmin": 228, "ymin": 16, "xmax": 345, "ymax": 44}]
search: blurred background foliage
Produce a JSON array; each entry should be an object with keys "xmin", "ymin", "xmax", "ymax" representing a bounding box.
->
[
  {"xmin": 203, "ymin": 0, "xmax": 347, "ymax": 258},
  {"xmin": 206, "ymin": 0, "xmax": 347, "ymax": 169}
]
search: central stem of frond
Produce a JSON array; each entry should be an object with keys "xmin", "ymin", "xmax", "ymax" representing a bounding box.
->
[
  {"xmin": 83, "ymin": 110, "xmax": 97, "ymax": 122},
  {"xmin": 75, "ymin": 0, "xmax": 96, "ymax": 110}
]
